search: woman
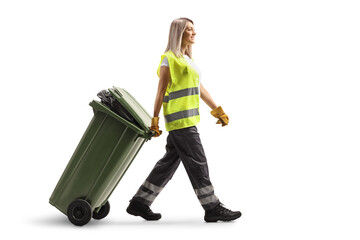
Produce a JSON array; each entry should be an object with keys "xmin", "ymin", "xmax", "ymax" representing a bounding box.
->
[{"xmin": 126, "ymin": 17, "xmax": 241, "ymax": 222}]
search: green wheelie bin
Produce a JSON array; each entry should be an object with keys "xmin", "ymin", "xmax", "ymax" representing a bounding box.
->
[{"xmin": 49, "ymin": 87, "xmax": 154, "ymax": 226}]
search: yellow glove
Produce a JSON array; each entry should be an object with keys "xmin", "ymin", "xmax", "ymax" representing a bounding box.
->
[
  {"xmin": 210, "ymin": 106, "xmax": 229, "ymax": 127},
  {"xmin": 149, "ymin": 117, "xmax": 162, "ymax": 137}
]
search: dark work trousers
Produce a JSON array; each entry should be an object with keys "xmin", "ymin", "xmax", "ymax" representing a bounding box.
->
[{"xmin": 132, "ymin": 126, "xmax": 220, "ymax": 211}]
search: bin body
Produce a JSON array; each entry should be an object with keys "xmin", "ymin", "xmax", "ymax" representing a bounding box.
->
[{"xmin": 49, "ymin": 87, "xmax": 152, "ymax": 215}]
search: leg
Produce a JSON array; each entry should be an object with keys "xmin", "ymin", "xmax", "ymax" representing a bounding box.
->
[
  {"xmin": 132, "ymin": 134, "xmax": 181, "ymax": 206},
  {"xmin": 169, "ymin": 126, "xmax": 220, "ymax": 211},
  {"xmin": 169, "ymin": 126, "xmax": 242, "ymax": 222}
]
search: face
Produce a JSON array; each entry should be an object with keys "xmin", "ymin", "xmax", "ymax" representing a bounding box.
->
[{"xmin": 182, "ymin": 21, "xmax": 196, "ymax": 46}]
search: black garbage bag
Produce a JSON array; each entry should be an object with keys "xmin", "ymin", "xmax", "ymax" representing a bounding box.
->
[{"xmin": 97, "ymin": 90, "xmax": 141, "ymax": 128}]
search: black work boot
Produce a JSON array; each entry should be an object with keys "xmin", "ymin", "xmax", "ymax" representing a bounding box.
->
[
  {"xmin": 204, "ymin": 203, "xmax": 241, "ymax": 222},
  {"xmin": 126, "ymin": 199, "xmax": 161, "ymax": 221}
]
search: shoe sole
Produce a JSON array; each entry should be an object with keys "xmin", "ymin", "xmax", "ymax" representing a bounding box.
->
[
  {"xmin": 204, "ymin": 212, "xmax": 242, "ymax": 222},
  {"xmin": 126, "ymin": 207, "xmax": 161, "ymax": 221}
]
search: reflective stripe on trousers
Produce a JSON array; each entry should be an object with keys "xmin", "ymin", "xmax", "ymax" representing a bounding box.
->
[
  {"xmin": 133, "ymin": 180, "xmax": 164, "ymax": 205},
  {"xmin": 132, "ymin": 126, "xmax": 220, "ymax": 211}
]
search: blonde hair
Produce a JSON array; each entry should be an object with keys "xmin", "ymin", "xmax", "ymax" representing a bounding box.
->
[{"xmin": 164, "ymin": 17, "xmax": 194, "ymax": 58}]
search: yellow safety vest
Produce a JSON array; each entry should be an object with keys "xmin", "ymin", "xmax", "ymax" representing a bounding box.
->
[{"xmin": 157, "ymin": 51, "xmax": 200, "ymax": 131}]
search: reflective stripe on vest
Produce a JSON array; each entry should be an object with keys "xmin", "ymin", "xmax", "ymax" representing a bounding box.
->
[
  {"xmin": 163, "ymin": 87, "xmax": 199, "ymax": 103},
  {"xmin": 164, "ymin": 108, "xmax": 199, "ymax": 123},
  {"xmin": 157, "ymin": 51, "xmax": 200, "ymax": 131}
]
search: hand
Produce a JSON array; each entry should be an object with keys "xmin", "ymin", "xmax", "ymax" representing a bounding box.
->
[
  {"xmin": 150, "ymin": 117, "xmax": 162, "ymax": 137},
  {"xmin": 210, "ymin": 106, "xmax": 229, "ymax": 127}
]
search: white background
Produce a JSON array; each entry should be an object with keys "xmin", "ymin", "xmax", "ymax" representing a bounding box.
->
[{"xmin": 1, "ymin": 0, "xmax": 360, "ymax": 239}]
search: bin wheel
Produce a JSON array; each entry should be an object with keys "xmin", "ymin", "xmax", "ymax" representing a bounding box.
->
[
  {"xmin": 67, "ymin": 199, "xmax": 92, "ymax": 226},
  {"xmin": 93, "ymin": 201, "xmax": 110, "ymax": 220}
]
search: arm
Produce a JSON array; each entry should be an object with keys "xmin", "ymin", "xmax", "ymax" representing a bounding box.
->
[
  {"xmin": 201, "ymin": 83, "xmax": 229, "ymax": 126},
  {"xmin": 200, "ymin": 83, "xmax": 218, "ymax": 110},
  {"xmin": 153, "ymin": 66, "xmax": 170, "ymax": 117}
]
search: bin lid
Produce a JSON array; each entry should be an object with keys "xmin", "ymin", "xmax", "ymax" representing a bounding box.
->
[{"xmin": 108, "ymin": 87, "xmax": 152, "ymax": 132}]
